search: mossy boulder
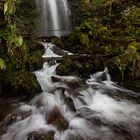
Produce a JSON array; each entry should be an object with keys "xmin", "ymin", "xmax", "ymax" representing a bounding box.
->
[
  {"xmin": 27, "ymin": 50, "xmax": 43, "ymax": 71},
  {"xmin": 56, "ymin": 54, "xmax": 112, "ymax": 78},
  {"xmin": 3, "ymin": 71, "xmax": 42, "ymax": 96},
  {"xmin": 47, "ymin": 107, "xmax": 69, "ymax": 131}
]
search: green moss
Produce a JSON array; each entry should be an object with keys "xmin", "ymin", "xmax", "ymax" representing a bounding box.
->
[
  {"xmin": 56, "ymin": 55, "xmax": 107, "ymax": 78},
  {"xmin": 80, "ymin": 34, "xmax": 90, "ymax": 47},
  {"xmin": 4, "ymin": 71, "xmax": 41, "ymax": 95},
  {"xmin": 127, "ymin": 7, "xmax": 140, "ymax": 26},
  {"xmin": 27, "ymin": 50, "xmax": 43, "ymax": 70},
  {"xmin": 114, "ymin": 42, "xmax": 140, "ymax": 79},
  {"xmin": 56, "ymin": 64, "xmax": 70, "ymax": 76},
  {"xmin": 0, "ymin": 58, "xmax": 6, "ymax": 69},
  {"xmin": 129, "ymin": 42, "xmax": 140, "ymax": 52}
]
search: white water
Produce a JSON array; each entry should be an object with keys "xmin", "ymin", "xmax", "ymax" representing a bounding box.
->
[
  {"xmin": 48, "ymin": 0, "xmax": 60, "ymax": 36},
  {"xmin": 1, "ymin": 43, "xmax": 140, "ymax": 140},
  {"xmin": 42, "ymin": 43, "xmax": 62, "ymax": 58},
  {"xmin": 35, "ymin": 0, "xmax": 71, "ymax": 37}
]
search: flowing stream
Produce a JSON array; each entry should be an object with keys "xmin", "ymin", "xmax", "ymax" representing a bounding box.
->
[
  {"xmin": 35, "ymin": 0, "xmax": 71, "ymax": 37},
  {"xmin": 0, "ymin": 43, "xmax": 140, "ymax": 140}
]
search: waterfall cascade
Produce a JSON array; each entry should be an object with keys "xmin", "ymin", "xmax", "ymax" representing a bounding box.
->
[
  {"xmin": 35, "ymin": 0, "xmax": 71, "ymax": 37},
  {"xmin": 0, "ymin": 43, "xmax": 140, "ymax": 140}
]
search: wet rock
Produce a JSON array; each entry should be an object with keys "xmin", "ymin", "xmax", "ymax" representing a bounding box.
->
[
  {"xmin": 0, "ymin": 104, "xmax": 35, "ymax": 136},
  {"xmin": 0, "ymin": 98, "xmax": 20, "ymax": 135},
  {"xmin": 52, "ymin": 75, "xmax": 85, "ymax": 88},
  {"xmin": 51, "ymin": 45, "xmax": 66, "ymax": 56},
  {"xmin": 52, "ymin": 37, "xmax": 65, "ymax": 49},
  {"xmin": 65, "ymin": 97, "xmax": 76, "ymax": 112},
  {"xmin": 123, "ymin": 80, "xmax": 140, "ymax": 93},
  {"xmin": 27, "ymin": 130, "xmax": 55, "ymax": 140},
  {"xmin": 47, "ymin": 107, "xmax": 69, "ymax": 131},
  {"xmin": 35, "ymin": 42, "xmax": 45, "ymax": 51},
  {"xmin": 64, "ymin": 134, "xmax": 85, "ymax": 140},
  {"xmin": 0, "ymin": 98, "xmax": 19, "ymax": 121},
  {"xmin": 4, "ymin": 113, "xmax": 21, "ymax": 126},
  {"xmin": 0, "ymin": 122, "xmax": 6, "ymax": 135}
]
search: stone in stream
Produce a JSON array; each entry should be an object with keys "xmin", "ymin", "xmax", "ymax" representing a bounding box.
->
[
  {"xmin": 52, "ymin": 75, "xmax": 86, "ymax": 89},
  {"xmin": 46, "ymin": 106, "xmax": 69, "ymax": 131},
  {"xmin": 65, "ymin": 97, "xmax": 76, "ymax": 112},
  {"xmin": 27, "ymin": 130, "xmax": 55, "ymax": 140},
  {"xmin": 0, "ymin": 98, "xmax": 20, "ymax": 121},
  {"xmin": 0, "ymin": 113, "xmax": 21, "ymax": 135},
  {"xmin": 51, "ymin": 44, "xmax": 66, "ymax": 56}
]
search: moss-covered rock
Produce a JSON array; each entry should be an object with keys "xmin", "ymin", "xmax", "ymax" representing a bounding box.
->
[
  {"xmin": 3, "ymin": 71, "xmax": 42, "ymax": 96},
  {"xmin": 56, "ymin": 54, "xmax": 113, "ymax": 78},
  {"xmin": 27, "ymin": 50, "xmax": 43, "ymax": 71}
]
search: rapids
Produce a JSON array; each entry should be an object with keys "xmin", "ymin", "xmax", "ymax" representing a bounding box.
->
[{"xmin": 0, "ymin": 43, "xmax": 140, "ymax": 140}]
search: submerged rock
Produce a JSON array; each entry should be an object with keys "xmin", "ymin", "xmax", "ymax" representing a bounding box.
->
[
  {"xmin": 27, "ymin": 130, "xmax": 55, "ymax": 140},
  {"xmin": 47, "ymin": 107, "xmax": 69, "ymax": 131},
  {"xmin": 65, "ymin": 97, "xmax": 76, "ymax": 112}
]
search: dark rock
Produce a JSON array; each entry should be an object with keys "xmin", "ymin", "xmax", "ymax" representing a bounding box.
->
[
  {"xmin": 51, "ymin": 36, "xmax": 65, "ymax": 49},
  {"xmin": 51, "ymin": 45, "xmax": 66, "ymax": 56},
  {"xmin": 123, "ymin": 80, "xmax": 140, "ymax": 93},
  {"xmin": 27, "ymin": 130, "xmax": 55, "ymax": 140},
  {"xmin": 47, "ymin": 106, "xmax": 69, "ymax": 131},
  {"xmin": 0, "ymin": 98, "xmax": 20, "ymax": 135},
  {"xmin": 35, "ymin": 42, "xmax": 45, "ymax": 52},
  {"xmin": 0, "ymin": 98, "xmax": 19, "ymax": 121},
  {"xmin": 3, "ymin": 71, "xmax": 42, "ymax": 96},
  {"xmin": 56, "ymin": 55, "xmax": 113, "ymax": 78},
  {"xmin": 52, "ymin": 75, "xmax": 85, "ymax": 88},
  {"xmin": 65, "ymin": 97, "xmax": 76, "ymax": 112}
]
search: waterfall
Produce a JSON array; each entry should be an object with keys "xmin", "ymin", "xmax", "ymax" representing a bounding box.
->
[
  {"xmin": 35, "ymin": 0, "xmax": 71, "ymax": 37},
  {"xmin": 1, "ymin": 42, "xmax": 140, "ymax": 140}
]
